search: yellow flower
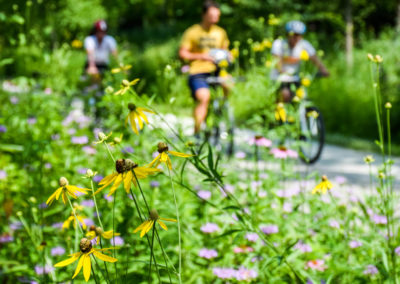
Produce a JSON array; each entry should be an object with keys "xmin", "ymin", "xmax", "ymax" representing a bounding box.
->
[
  {"xmin": 54, "ymin": 238, "xmax": 117, "ymax": 282},
  {"xmin": 114, "ymin": 79, "xmax": 140, "ymax": 95},
  {"xmin": 230, "ymin": 48, "xmax": 239, "ymax": 59},
  {"xmin": 268, "ymin": 14, "xmax": 280, "ymax": 26},
  {"xmin": 71, "ymin": 39, "xmax": 83, "ymax": 49},
  {"xmin": 108, "ymin": 134, "xmax": 123, "ymax": 146},
  {"xmin": 126, "ymin": 103, "xmax": 154, "ymax": 135},
  {"xmin": 307, "ymin": 110, "xmax": 319, "ymax": 119},
  {"xmin": 364, "ymin": 155, "xmax": 375, "ymax": 164},
  {"xmin": 301, "ymin": 78, "xmax": 311, "ymax": 87},
  {"xmin": 261, "ymin": 39, "xmax": 272, "ymax": 49},
  {"xmin": 312, "ymin": 175, "xmax": 333, "ymax": 194},
  {"xmin": 86, "ymin": 226, "xmax": 120, "ymax": 245},
  {"xmin": 296, "ymin": 87, "xmax": 305, "ymax": 99},
  {"xmin": 218, "ymin": 59, "xmax": 229, "ymax": 68},
  {"xmin": 300, "ymin": 50, "xmax": 309, "ymax": 61},
  {"xmin": 134, "ymin": 209, "xmax": 176, "ymax": 238},
  {"xmin": 95, "ymin": 159, "xmax": 160, "ymax": 196},
  {"xmin": 46, "ymin": 177, "xmax": 89, "ymax": 206},
  {"xmin": 252, "ymin": 42, "xmax": 263, "ymax": 52},
  {"xmin": 265, "ymin": 60, "xmax": 272, "ymax": 68},
  {"xmin": 63, "ymin": 212, "xmax": 87, "ymax": 230},
  {"xmin": 219, "ymin": 69, "xmax": 229, "ymax": 78},
  {"xmin": 148, "ymin": 142, "xmax": 194, "ymax": 170},
  {"xmin": 275, "ymin": 103, "xmax": 286, "ymax": 122},
  {"xmin": 111, "ymin": 63, "xmax": 132, "ymax": 74}
]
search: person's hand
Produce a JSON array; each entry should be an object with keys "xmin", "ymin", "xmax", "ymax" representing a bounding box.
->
[
  {"xmin": 199, "ymin": 53, "xmax": 214, "ymax": 62},
  {"xmin": 87, "ymin": 65, "xmax": 99, "ymax": 75}
]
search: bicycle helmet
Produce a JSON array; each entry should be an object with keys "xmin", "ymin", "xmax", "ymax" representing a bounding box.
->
[
  {"xmin": 285, "ymin": 20, "xmax": 306, "ymax": 35},
  {"xmin": 94, "ymin": 20, "xmax": 107, "ymax": 32}
]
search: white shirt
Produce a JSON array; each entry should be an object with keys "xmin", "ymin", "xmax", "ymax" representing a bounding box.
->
[
  {"xmin": 270, "ymin": 38, "xmax": 316, "ymax": 82},
  {"xmin": 84, "ymin": 35, "xmax": 117, "ymax": 64}
]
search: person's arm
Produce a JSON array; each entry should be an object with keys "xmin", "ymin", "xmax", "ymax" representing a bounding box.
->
[
  {"xmin": 310, "ymin": 55, "xmax": 329, "ymax": 77},
  {"xmin": 85, "ymin": 37, "xmax": 99, "ymax": 74},
  {"xmin": 178, "ymin": 47, "xmax": 214, "ymax": 62}
]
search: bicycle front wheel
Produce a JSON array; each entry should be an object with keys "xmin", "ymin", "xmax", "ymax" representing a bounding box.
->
[{"xmin": 299, "ymin": 106, "xmax": 325, "ymax": 164}]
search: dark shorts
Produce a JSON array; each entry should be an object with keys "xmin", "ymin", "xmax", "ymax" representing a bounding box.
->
[{"xmin": 188, "ymin": 73, "xmax": 213, "ymax": 100}]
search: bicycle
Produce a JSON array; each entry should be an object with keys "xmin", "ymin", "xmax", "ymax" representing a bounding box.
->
[{"xmin": 274, "ymin": 75, "xmax": 325, "ymax": 164}]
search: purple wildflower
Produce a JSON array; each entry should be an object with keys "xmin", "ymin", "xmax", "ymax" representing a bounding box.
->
[
  {"xmin": 363, "ymin": 265, "xmax": 378, "ymax": 275},
  {"xmin": 349, "ymin": 240, "xmax": 362, "ymax": 249},
  {"xmin": 245, "ymin": 233, "xmax": 259, "ymax": 242},
  {"xmin": 51, "ymin": 134, "xmax": 60, "ymax": 140},
  {"xmin": 77, "ymin": 168, "xmax": 88, "ymax": 175},
  {"xmin": 235, "ymin": 267, "xmax": 258, "ymax": 281},
  {"xmin": 111, "ymin": 236, "xmax": 124, "ymax": 246},
  {"xmin": 44, "ymin": 163, "xmax": 52, "ymax": 169},
  {"xmin": 150, "ymin": 181, "xmax": 160, "ymax": 188},
  {"xmin": 294, "ymin": 241, "xmax": 312, "ymax": 253},
  {"xmin": 104, "ymin": 194, "xmax": 114, "ymax": 202},
  {"xmin": 9, "ymin": 221, "xmax": 22, "ymax": 231},
  {"xmin": 213, "ymin": 268, "xmax": 236, "ymax": 279},
  {"xmin": 372, "ymin": 214, "xmax": 387, "ymax": 225},
  {"xmin": 38, "ymin": 203, "xmax": 47, "ymax": 209},
  {"xmin": 121, "ymin": 146, "xmax": 134, "ymax": 154},
  {"xmin": 83, "ymin": 219, "xmax": 94, "ymax": 227},
  {"xmin": 395, "ymin": 246, "xmax": 400, "ymax": 256},
  {"xmin": 10, "ymin": 96, "xmax": 19, "ymax": 104},
  {"xmin": 329, "ymin": 219, "xmax": 340, "ymax": 229},
  {"xmin": 249, "ymin": 136, "xmax": 272, "ymax": 147},
  {"xmin": 199, "ymin": 248, "xmax": 218, "ymax": 259},
  {"xmin": 0, "ymin": 170, "xmax": 7, "ymax": 180},
  {"xmin": 34, "ymin": 265, "xmax": 55, "ymax": 275},
  {"xmin": 200, "ymin": 223, "xmax": 220, "ymax": 234},
  {"xmin": 93, "ymin": 175, "xmax": 104, "ymax": 183},
  {"xmin": 198, "ymin": 190, "xmax": 211, "ymax": 200},
  {"xmin": 82, "ymin": 146, "xmax": 96, "ymax": 155},
  {"xmin": 0, "ymin": 125, "xmax": 6, "ymax": 133},
  {"xmin": 235, "ymin": 151, "xmax": 246, "ymax": 159},
  {"xmin": 52, "ymin": 222, "xmax": 63, "ymax": 229},
  {"xmin": 71, "ymin": 136, "xmax": 89, "ymax": 145},
  {"xmin": 27, "ymin": 117, "xmax": 37, "ymax": 125},
  {"xmin": 0, "ymin": 234, "xmax": 13, "ymax": 243},
  {"xmin": 81, "ymin": 200, "xmax": 95, "ymax": 207},
  {"xmin": 51, "ymin": 246, "xmax": 66, "ymax": 256},
  {"xmin": 260, "ymin": 225, "xmax": 279, "ymax": 235}
]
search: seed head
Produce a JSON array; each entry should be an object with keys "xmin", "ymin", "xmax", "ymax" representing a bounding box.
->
[
  {"xmin": 321, "ymin": 175, "xmax": 328, "ymax": 181},
  {"xmin": 128, "ymin": 103, "xmax": 136, "ymax": 111},
  {"xmin": 95, "ymin": 227, "xmax": 104, "ymax": 235},
  {"xmin": 116, "ymin": 159, "xmax": 126, "ymax": 173},
  {"xmin": 86, "ymin": 169, "xmax": 95, "ymax": 178},
  {"xmin": 157, "ymin": 142, "xmax": 168, "ymax": 153},
  {"xmin": 90, "ymin": 225, "xmax": 96, "ymax": 231},
  {"xmin": 149, "ymin": 209, "xmax": 159, "ymax": 220},
  {"xmin": 98, "ymin": 132, "xmax": 106, "ymax": 140},
  {"xmin": 79, "ymin": 238, "xmax": 92, "ymax": 253},
  {"xmin": 59, "ymin": 177, "xmax": 69, "ymax": 187},
  {"xmin": 385, "ymin": 102, "xmax": 392, "ymax": 109}
]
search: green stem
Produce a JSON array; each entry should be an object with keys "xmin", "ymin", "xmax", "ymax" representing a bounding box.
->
[
  {"xmin": 104, "ymin": 142, "xmax": 116, "ymax": 163},
  {"xmin": 167, "ymin": 167, "xmax": 182, "ymax": 284},
  {"xmin": 112, "ymin": 189, "xmax": 118, "ymax": 282},
  {"xmin": 90, "ymin": 179, "xmax": 104, "ymax": 229},
  {"xmin": 67, "ymin": 196, "xmax": 83, "ymax": 234},
  {"xmin": 149, "ymin": 225, "xmax": 155, "ymax": 283}
]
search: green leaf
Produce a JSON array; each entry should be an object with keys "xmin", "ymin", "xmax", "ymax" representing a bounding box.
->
[
  {"xmin": 0, "ymin": 144, "xmax": 24, "ymax": 152},
  {"xmin": 223, "ymin": 206, "xmax": 241, "ymax": 211},
  {"xmin": 207, "ymin": 144, "xmax": 214, "ymax": 170}
]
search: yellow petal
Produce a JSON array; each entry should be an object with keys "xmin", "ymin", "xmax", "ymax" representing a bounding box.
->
[
  {"xmin": 55, "ymin": 187, "xmax": 63, "ymax": 200},
  {"xmin": 107, "ymin": 174, "xmax": 123, "ymax": 196},
  {"xmin": 77, "ymin": 216, "xmax": 87, "ymax": 230},
  {"xmin": 166, "ymin": 156, "xmax": 172, "ymax": 170},
  {"xmin": 167, "ymin": 150, "xmax": 194, "ymax": 158},
  {"xmin": 137, "ymin": 110, "xmax": 149, "ymax": 124},
  {"xmin": 147, "ymin": 155, "xmax": 161, "ymax": 168},
  {"xmin": 141, "ymin": 220, "xmax": 154, "ymax": 238},
  {"xmin": 134, "ymin": 220, "xmax": 149, "ymax": 233},
  {"xmin": 46, "ymin": 188, "xmax": 61, "ymax": 205},
  {"xmin": 86, "ymin": 231, "xmax": 96, "ymax": 240},
  {"xmin": 83, "ymin": 254, "xmax": 91, "ymax": 282},
  {"xmin": 137, "ymin": 107, "xmax": 155, "ymax": 114},
  {"xmin": 136, "ymin": 113, "xmax": 144, "ymax": 130},
  {"xmin": 102, "ymin": 230, "xmax": 120, "ymax": 239},
  {"xmin": 124, "ymin": 171, "xmax": 133, "ymax": 193},
  {"xmin": 129, "ymin": 113, "xmax": 138, "ymax": 134},
  {"xmin": 93, "ymin": 250, "xmax": 117, "ymax": 263},
  {"xmin": 99, "ymin": 173, "xmax": 118, "ymax": 185},
  {"xmin": 72, "ymin": 255, "xmax": 84, "ymax": 279},
  {"xmin": 160, "ymin": 152, "xmax": 169, "ymax": 163},
  {"xmin": 159, "ymin": 217, "xmax": 177, "ymax": 222},
  {"xmin": 157, "ymin": 220, "xmax": 168, "ymax": 231},
  {"xmin": 54, "ymin": 253, "xmax": 81, "ymax": 267},
  {"xmin": 62, "ymin": 192, "xmax": 68, "ymax": 205}
]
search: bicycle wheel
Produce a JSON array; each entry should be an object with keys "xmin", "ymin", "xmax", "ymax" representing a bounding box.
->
[
  {"xmin": 299, "ymin": 106, "xmax": 325, "ymax": 164},
  {"xmin": 210, "ymin": 98, "xmax": 235, "ymax": 157}
]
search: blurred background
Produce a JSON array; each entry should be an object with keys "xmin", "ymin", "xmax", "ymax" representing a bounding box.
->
[{"xmin": 1, "ymin": 0, "xmax": 400, "ymax": 144}]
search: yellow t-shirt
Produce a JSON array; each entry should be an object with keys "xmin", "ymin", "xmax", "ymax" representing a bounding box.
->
[{"xmin": 180, "ymin": 24, "xmax": 230, "ymax": 75}]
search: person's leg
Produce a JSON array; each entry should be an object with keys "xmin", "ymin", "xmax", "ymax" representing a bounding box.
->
[{"xmin": 194, "ymin": 88, "xmax": 211, "ymax": 134}]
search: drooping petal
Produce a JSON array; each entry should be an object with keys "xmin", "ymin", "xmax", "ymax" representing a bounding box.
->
[
  {"xmin": 123, "ymin": 171, "xmax": 133, "ymax": 193},
  {"xmin": 102, "ymin": 230, "xmax": 120, "ymax": 239},
  {"xmin": 72, "ymin": 255, "xmax": 85, "ymax": 279},
  {"xmin": 134, "ymin": 220, "xmax": 149, "ymax": 233},
  {"xmin": 157, "ymin": 220, "xmax": 168, "ymax": 231},
  {"xmin": 129, "ymin": 113, "xmax": 138, "ymax": 134},
  {"xmin": 141, "ymin": 220, "xmax": 154, "ymax": 238},
  {"xmin": 136, "ymin": 109, "xmax": 149, "ymax": 124},
  {"xmin": 61, "ymin": 192, "xmax": 68, "ymax": 205},
  {"xmin": 67, "ymin": 185, "xmax": 90, "ymax": 193},
  {"xmin": 107, "ymin": 174, "xmax": 123, "ymax": 196},
  {"xmin": 86, "ymin": 231, "xmax": 96, "ymax": 240},
  {"xmin": 167, "ymin": 150, "xmax": 194, "ymax": 158},
  {"xmin": 77, "ymin": 216, "xmax": 87, "ymax": 230},
  {"xmin": 93, "ymin": 250, "xmax": 118, "ymax": 263},
  {"xmin": 62, "ymin": 216, "xmax": 73, "ymax": 229},
  {"xmin": 99, "ymin": 173, "xmax": 118, "ymax": 185},
  {"xmin": 46, "ymin": 188, "xmax": 62, "ymax": 205},
  {"xmin": 55, "ymin": 187, "xmax": 63, "ymax": 200},
  {"xmin": 137, "ymin": 112, "xmax": 144, "ymax": 130},
  {"xmin": 83, "ymin": 254, "xmax": 91, "ymax": 282},
  {"xmin": 54, "ymin": 253, "xmax": 81, "ymax": 267},
  {"xmin": 160, "ymin": 152, "xmax": 169, "ymax": 163},
  {"xmin": 147, "ymin": 154, "xmax": 161, "ymax": 168}
]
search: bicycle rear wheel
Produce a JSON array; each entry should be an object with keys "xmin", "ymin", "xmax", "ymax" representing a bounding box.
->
[
  {"xmin": 299, "ymin": 106, "xmax": 325, "ymax": 164},
  {"xmin": 210, "ymin": 98, "xmax": 235, "ymax": 157}
]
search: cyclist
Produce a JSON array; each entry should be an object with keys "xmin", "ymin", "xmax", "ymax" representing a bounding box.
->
[
  {"xmin": 179, "ymin": 1, "xmax": 230, "ymax": 135},
  {"xmin": 84, "ymin": 20, "xmax": 118, "ymax": 76},
  {"xmin": 270, "ymin": 20, "xmax": 329, "ymax": 102}
]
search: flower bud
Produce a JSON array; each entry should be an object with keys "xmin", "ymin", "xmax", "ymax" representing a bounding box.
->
[
  {"xmin": 98, "ymin": 132, "xmax": 106, "ymax": 140},
  {"xmin": 16, "ymin": 211, "xmax": 23, "ymax": 217},
  {"xmin": 128, "ymin": 103, "xmax": 136, "ymax": 111},
  {"xmin": 86, "ymin": 169, "xmax": 94, "ymax": 177},
  {"xmin": 105, "ymin": 86, "xmax": 114, "ymax": 94},
  {"xmin": 95, "ymin": 227, "xmax": 104, "ymax": 235},
  {"xmin": 367, "ymin": 53, "xmax": 374, "ymax": 61},
  {"xmin": 378, "ymin": 172, "xmax": 385, "ymax": 179},
  {"xmin": 29, "ymin": 196, "xmax": 37, "ymax": 203},
  {"xmin": 149, "ymin": 209, "xmax": 159, "ymax": 220},
  {"xmin": 385, "ymin": 102, "xmax": 392, "ymax": 109},
  {"xmin": 59, "ymin": 177, "xmax": 69, "ymax": 187}
]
